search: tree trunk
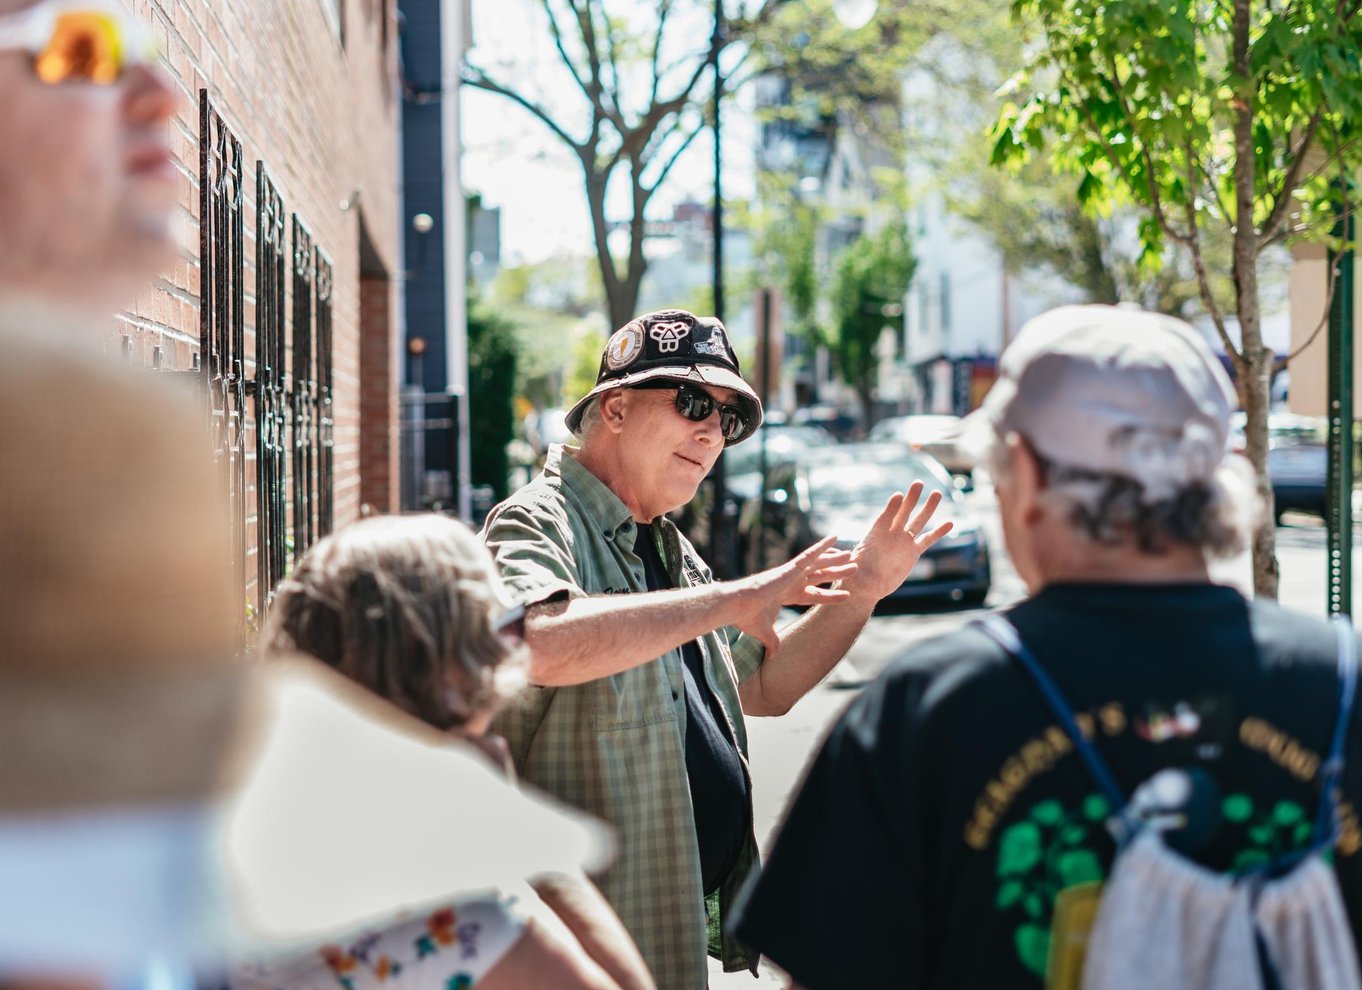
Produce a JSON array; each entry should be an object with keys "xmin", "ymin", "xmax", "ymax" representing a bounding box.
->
[{"xmin": 1232, "ymin": 0, "xmax": 1279, "ymax": 598}]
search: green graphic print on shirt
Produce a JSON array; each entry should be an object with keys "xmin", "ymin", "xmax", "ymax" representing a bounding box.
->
[{"xmin": 993, "ymin": 794, "xmax": 1314, "ymax": 979}]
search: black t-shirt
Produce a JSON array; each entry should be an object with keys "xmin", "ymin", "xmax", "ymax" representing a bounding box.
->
[
  {"xmin": 731, "ymin": 584, "xmax": 1362, "ymax": 990},
  {"xmin": 633, "ymin": 523, "xmax": 750, "ymax": 896}
]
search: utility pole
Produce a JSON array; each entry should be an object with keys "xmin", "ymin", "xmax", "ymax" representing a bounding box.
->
[
  {"xmin": 706, "ymin": 0, "xmax": 737, "ymax": 577},
  {"xmin": 1327, "ymin": 194, "xmax": 1355, "ymax": 615}
]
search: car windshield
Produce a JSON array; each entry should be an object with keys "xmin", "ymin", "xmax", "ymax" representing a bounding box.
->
[
  {"xmin": 727, "ymin": 426, "xmax": 837, "ymax": 475},
  {"xmin": 808, "ymin": 458, "xmax": 950, "ymax": 509}
]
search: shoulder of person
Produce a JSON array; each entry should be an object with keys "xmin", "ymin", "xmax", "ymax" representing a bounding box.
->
[
  {"xmin": 1247, "ymin": 596, "xmax": 1349, "ymax": 670},
  {"xmin": 482, "ymin": 476, "xmax": 572, "ymax": 534},
  {"xmin": 857, "ymin": 622, "xmax": 1015, "ymax": 723}
]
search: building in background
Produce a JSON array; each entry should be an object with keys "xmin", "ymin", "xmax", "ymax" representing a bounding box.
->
[
  {"xmin": 398, "ymin": 0, "xmax": 472, "ymax": 517},
  {"xmin": 115, "ymin": 0, "xmax": 403, "ymax": 627}
]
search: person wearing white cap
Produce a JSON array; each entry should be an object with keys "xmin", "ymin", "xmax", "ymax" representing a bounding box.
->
[
  {"xmin": 482, "ymin": 308, "xmax": 953, "ymax": 987},
  {"xmin": 731, "ymin": 304, "xmax": 1362, "ymax": 989}
]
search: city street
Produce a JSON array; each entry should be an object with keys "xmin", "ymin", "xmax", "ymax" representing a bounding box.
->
[{"xmin": 710, "ymin": 482, "xmax": 1360, "ymax": 986}]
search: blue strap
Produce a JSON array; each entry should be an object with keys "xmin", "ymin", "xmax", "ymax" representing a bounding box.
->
[
  {"xmin": 1313, "ymin": 616, "xmax": 1357, "ymax": 848},
  {"xmin": 977, "ymin": 615, "xmax": 1128, "ymax": 818}
]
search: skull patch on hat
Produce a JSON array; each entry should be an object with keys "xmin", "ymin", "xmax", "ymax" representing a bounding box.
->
[
  {"xmin": 649, "ymin": 318, "xmax": 692, "ymax": 353},
  {"xmin": 692, "ymin": 323, "xmax": 729, "ymax": 359},
  {"xmin": 604, "ymin": 321, "xmax": 644, "ymax": 370}
]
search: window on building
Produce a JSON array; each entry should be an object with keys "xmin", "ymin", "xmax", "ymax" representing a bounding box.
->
[
  {"xmin": 315, "ymin": 248, "xmax": 335, "ymax": 538},
  {"xmin": 291, "ymin": 216, "xmax": 318, "ymax": 562},
  {"xmin": 255, "ymin": 164, "xmax": 289, "ymax": 607},
  {"xmin": 199, "ymin": 91, "xmax": 247, "ymax": 633}
]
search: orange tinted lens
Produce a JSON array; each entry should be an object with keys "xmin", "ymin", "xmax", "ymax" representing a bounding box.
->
[{"xmin": 34, "ymin": 12, "xmax": 121, "ymax": 85}]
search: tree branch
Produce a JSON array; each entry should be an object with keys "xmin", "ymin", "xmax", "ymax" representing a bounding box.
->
[
  {"xmin": 645, "ymin": 118, "xmax": 708, "ymax": 195},
  {"xmin": 1055, "ymin": 63, "xmax": 1191, "ymax": 245},
  {"xmin": 1182, "ymin": 138, "xmax": 1236, "ymax": 355},
  {"xmin": 648, "ymin": 0, "xmax": 670, "ymax": 106},
  {"xmin": 540, "ymin": 0, "xmax": 592, "ymax": 107},
  {"xmin": 1276, "ymin": 250, "xmax": 1341, "ymax": 371},
  {"xmin": 461, "ymin": 65, "xmax": 585, "ymax": 152},
  {"xmin": 1259, "ymin": 106, "xmax": 1325, "ymax": 243}
]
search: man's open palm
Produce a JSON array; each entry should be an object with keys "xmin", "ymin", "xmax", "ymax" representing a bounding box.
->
[{"xmin": 842, "ymin": 481, "xmax": 953, "ymax": 602}]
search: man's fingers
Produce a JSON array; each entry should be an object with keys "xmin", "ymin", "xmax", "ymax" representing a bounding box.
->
[
  {"xmin": 799, "ymin": 584, "xmax": 853, "ymax": 603},
  {"xmin": 871, "ymin": 491, "xmax": 904, "ymax": 534},
  {"xmin": 915, "ymin": 520, "xmax": 954, "ymax": 550},
  {"xmin": 809, "ymin": 562, "xmax": 858, "ymax": 579},
  {"xmin": 888, "ymin": 482, "xmax": 931, "ymax": 533},
  {"xmin": 792, "ymin": 534, "xmax": 840, "ymax": 564},
  {"xmin": 906, "ymin": 489, "xmax": 944, "ymax": 536}
]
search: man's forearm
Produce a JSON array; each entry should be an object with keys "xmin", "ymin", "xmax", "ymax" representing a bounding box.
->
[
  {"xmin": 525, "ymin": 585, "xmax": 747, "ymax": 686},
  {"xmin": 739, "ymin": 593, "xmax": 875, "ymax": 716}
]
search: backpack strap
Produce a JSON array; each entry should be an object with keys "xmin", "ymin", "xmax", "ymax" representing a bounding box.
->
[
  {"xmin": 1312, "ymin": 616, "xmax": 1358, "ymax": 849},
  {"xmin": 976, "ymin": 615, "xmax": 1133, "ymax": 838}
]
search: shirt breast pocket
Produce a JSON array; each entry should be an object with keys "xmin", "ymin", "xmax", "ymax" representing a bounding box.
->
[{"xmin": 589, "ymin": 661, "xmax": 679, "ymax": 731}]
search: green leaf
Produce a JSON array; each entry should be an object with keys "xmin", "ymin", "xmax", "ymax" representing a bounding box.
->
[
  {"xmin": 997, "ymin": 880, "xmax": 1026, "ymax": 909},
  {"xmin": 1057, "ymin": 849, "xmax": 1105, "ymax": 887},
  {"xmin": 1061, "ymin": 824, "xmax": 1089, "ymax": 845},
  {"xmin": 1223, "ymin": 795, "xmax": 1254, "ymax": 822},
  {"xmin": 998, "ymin": 822, "xmax": 1044, "ymax": 877},
  {"xmin": 1272, "ymin": 801, "xmax": 1305, "ymax": 827},
  {"xmin": 1024, "ymin": 892, "xmax": 1045, "ymax": 920},
  {"xmin": 1031, "ymin": 800, "xmax": 1065, "ymax": 825},
  {"xmin": 1248, "ymin": 824, "xmax": 1276, "ymax": 846},
  {"xmin": 1234, "ymin": 849, "xmax": 1272, "ymax": 872},
  {"xmin": 1015, "ymin": 924, "xmax": 1052, "ymax": 978},
  {"xmin": 1083, "ymin": 794, "xmax": 1111, "ymax": 822}
]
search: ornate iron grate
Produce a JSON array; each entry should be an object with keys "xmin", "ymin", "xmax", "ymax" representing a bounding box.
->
[
  {"xmin": 199, "ymin": 91, "xmax": 247, "ymax": 613},
  {"xmin": 291, "ymin": 215, "xmax": 317, "ymax": 561},
  {"xmin": 255, "ymin": 164, "xmax": 289, "ymax": 603},
  {"xmin": 315, "ymin": 248, "xmax": 335, "ymax": 538}
]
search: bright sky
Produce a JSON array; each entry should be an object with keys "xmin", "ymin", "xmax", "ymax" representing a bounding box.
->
[{"xmin": 461, "ymin": 0, "xmax": 756, "ymax": 266}]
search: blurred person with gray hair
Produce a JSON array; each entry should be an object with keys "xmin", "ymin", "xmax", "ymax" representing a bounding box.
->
[
  {"xmin": 0, "ymin": 3, "xmax": 619, "ymax": 989},
  {"xmin": 251, "ymin": 514, "xmax": 656, "ymax": 990},
  {"xmin": 731, "ymin": 305, "xmax": 1361, "ymax": 989}
]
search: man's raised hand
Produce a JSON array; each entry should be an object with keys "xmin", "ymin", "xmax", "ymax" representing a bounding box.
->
[{"xmin": 729, "ymin": 536, "xmax": 856, "ymax": 656}]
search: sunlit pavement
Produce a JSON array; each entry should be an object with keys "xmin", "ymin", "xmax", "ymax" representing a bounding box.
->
[{"xmin": 708, "ymin": 481, "xmax": 1358, "ymax": 987}]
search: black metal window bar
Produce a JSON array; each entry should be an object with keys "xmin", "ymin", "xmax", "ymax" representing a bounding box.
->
[
  {"xmin": 199, "ymin": 90, "xmax": 247, "ymax": 611},
  {"xmin": 291, "ymin": 215, "xmax": 317, "ymax": 561},
  {"xmin": 315, "ymin": 248, "xmax": 335, "ymax": 537},
  {"xmin": 255, "ymin": 164, "xmax": 289, "ymax": 603}
]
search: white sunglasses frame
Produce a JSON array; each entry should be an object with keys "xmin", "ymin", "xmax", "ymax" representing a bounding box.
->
[{"xmin": 0, "ymin": 0, "xmax": 156, "ymax": 76}]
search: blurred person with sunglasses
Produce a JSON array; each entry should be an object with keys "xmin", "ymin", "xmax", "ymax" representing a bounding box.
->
[
  {"xmin": 0, "ymin": 0, "xmax": 177, "ymax": 325},
  {"xmin": 242, "ymin": 514, "xmax": 656, "ymax": 990},
  {"xmin": 481, "ymin": 308, "xmax": 953, "ymax": 987}
]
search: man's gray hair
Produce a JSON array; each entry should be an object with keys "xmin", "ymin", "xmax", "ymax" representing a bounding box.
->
[
  {"xmin": 984, "ymin": 423, "xmax": 1260, "ymax": 558},
  {"xmin": 574, "ymin": 395, "xmax": 604, "ymax": 442}
]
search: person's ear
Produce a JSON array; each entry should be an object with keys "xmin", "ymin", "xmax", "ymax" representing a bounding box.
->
[
  {"xmin": 599, "ymin": 389, "xmax": 628, "ymax": 434},
  {"xmin": 1008, "ymin": 433, "xmax": 1045, "ymax": 525}
]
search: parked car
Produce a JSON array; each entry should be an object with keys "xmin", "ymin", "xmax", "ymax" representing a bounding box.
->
[
  {"xmin": 1269, "ymin": 441, "xmax": 1328, "ymax": 521},
  {"xmin": 1229, "ymin": 412, "xmax": 1328, "ymax": 522},
  {"xmin": 670, "ymin": 423, "xmax": 839, "ymax": 576},
  {"xmin": 868, "ymin": 414, "xmax": 974, "ymax": 481},
  {"xmin": 738, "ymin": 443, "xmax": 990, "ymax": 604}
]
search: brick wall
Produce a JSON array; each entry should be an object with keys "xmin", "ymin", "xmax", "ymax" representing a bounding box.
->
[{"xmin": 108, "ymin": 0, "xmax": 402, "ymax": 613}]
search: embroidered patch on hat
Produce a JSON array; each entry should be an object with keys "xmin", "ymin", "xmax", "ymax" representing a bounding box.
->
[
  {"xmin": 649, "ymin": 318, "xmax": 692, "ymax": 354},
  {"xmin": 692, "ymin": 323, "xmax": 728, "ymax": 358},
  {"xmin": 604, "ymin": 321, "xmax": 645, "ymax": 370}
]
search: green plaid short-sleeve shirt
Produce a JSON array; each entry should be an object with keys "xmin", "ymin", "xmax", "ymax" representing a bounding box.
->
[{"xmin": 481, "ymin": 444, "xmax": 764, "ymax": 989}]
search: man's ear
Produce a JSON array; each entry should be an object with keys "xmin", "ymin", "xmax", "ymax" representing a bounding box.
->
[
  {"xmin": 599, "ymin": 388, "xmax": 628, "ymax": 434},
  {"xmin": 1007, "ymin": 433, "xmax": 1045, "ymax": 525}
]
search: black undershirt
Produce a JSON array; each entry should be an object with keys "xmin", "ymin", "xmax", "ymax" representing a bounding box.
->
[{"xmin": 633, "ymin": 522, "xmax": 749, "ymax": 896}]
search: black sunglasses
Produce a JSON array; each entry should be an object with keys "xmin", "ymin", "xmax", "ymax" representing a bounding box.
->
[{"xmin": 634, "ymin": 381, "xmax": 752, "ymax": 443}]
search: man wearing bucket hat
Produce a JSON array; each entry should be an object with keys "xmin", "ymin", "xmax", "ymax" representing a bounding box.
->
[
  {"xmin": 0, "ymin": 4, "xmax": 631, "ymax": 987},
  {"xmin": 482, "ymin": 308, "xmax": 953, "ymax": 986},
  {"xmin": 731, "ymin": 304, "xmax": 1362, "ymax": 989}
]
